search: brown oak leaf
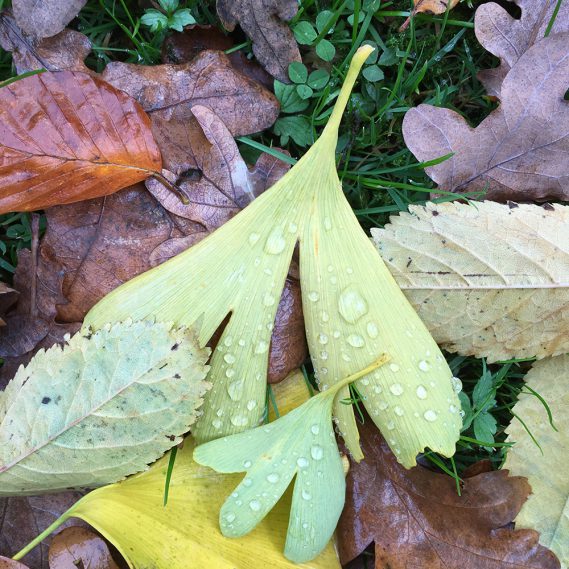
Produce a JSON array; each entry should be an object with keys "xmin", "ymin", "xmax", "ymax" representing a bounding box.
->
[
  {"xmin": 0, "ymin": 493, "xmax": 85, "ymax": 569},
  {"xmin": 48, "ymin": 527, "xmax": 120, "ymax": 569},
  {"xmin": 0, "ymin": 12, "xmax": 91, "ymax": 75},
  {"xmin": 12, "ymin": 0, "xmax": 86, "ymax": 39},
  {"xmin": 475, "ymin": 0, "xmax": 569, "ymax": 97},
  {"xmin": 402, "ymin": 33, "xmax": 569, "ymax": 202},
  {"xmin": 0, "ymin": 71, "xmax": 162, "ymax": 213},
  {"xmin": 337, "ymin": 419, "xmax": 560, "ymax": 569},
  {"xmin": 216, "ymin": 0, "xmax": 301, "ymax": 83}
]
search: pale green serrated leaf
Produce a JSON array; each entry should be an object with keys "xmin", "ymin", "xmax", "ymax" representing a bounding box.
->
[
  {"xmin": 0, "ymin": 320, "xmax": 209, "ymax": 496},
  {"xmin": 169, "ymin": 8, "xmax": 195, "ymax": 31},
  {"xmin": 193, "ymin": 358, "xmax": 387, "ymax": 563},
  {"xmin": 372, "ymin": 201, "xmax": 569, "ymax": 362},
  {"xmin": 140, "ymin": 9, "xmax": 168, "ymax": 32},
  {"xmin": 84, "ymin": 47, "xmax": 461, "ymax": 468},
  {"xmin": 504, "ymin": 356, "xmax": 569, "ymax": 567}
]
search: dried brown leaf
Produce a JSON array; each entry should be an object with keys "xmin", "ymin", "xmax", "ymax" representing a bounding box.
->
[
  {"xmin": 0, "ymin": 282, "xmax": 18, "ymax": 321},
  {"xmin": 337, "ymin": 419, "xmax": 560, "ymax": 569},
  {"xmin": 0, "ymin": 493, "xmax": 85, "ymax": 569},
  {"xmin": 162, "ymin": 25, "xmax": 272, "ymax": 89},
  {"xmin": 476, "ymin": 0, "xmax": 569, "ymax": 97},
  {"xmin": 0, "ymin": 558, "xmax": 29, "ymax": 569},
  {"xmin": 12, "ymin": 0, "xmax": 87, "ymax": 39},
  {"xmin": 216, "ymin": 0, "xmax": 301, "ymax": 82},
  {"xmin": 402, "ymin": 33, "xmax": 569, "ymax": 202},
  {"xmin": 0, "ymin": 71, "xmax": 162, "ymax": 213},
  {"xmin": 413, "ymin": 0, "xmax": 459, "ymax": 16},
  {"xmin": 48, "ymin": 527, "xmax": 120, "ymax": 569},
  {"xmin": 0, "ymin": 12, "xmax": 91, "ymax": 75}
]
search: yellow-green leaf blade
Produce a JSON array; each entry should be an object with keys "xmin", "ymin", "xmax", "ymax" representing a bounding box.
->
[
  {"xmin": 64, "ymin": 440, "xmax": 341, "ymax": 569},
  {"xmin": 504, "ymin": 356, "xmax": 569, "ymax": 566},
  {"xmin": 373, "ymin": 201, "xmax": 569, "ymax": 362},
  {"xmin": 0, "ymin": 320, "xmax": 209, "ymax": 495}
]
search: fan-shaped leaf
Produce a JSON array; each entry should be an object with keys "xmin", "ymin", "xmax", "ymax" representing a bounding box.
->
[
  {"xmin": 372, "ymin": 201, "xmax": 569, "ymax": 362},
  {"xmin": 0, "ymin": 320, "xmax": 209, "ymax": 495}
]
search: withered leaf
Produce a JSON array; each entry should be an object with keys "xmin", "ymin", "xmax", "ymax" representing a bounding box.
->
[
  {"xmin": 216, "ymin": 0, "xmax": 301, "ymax": 83},
  {"xmin": 0, "ymin": 493, "xmax": 84, "ymax": 569},
  {"xmin": 0, "ymin": 558, "xmax": 29, "ymax": 569},
  {"xmin": 476, "ymin": 0, "xmax": 569, "ymax": 97},
  {"xmin": 337, "ymin": 419, "xmax": 560, "ymax": 569},
  {"xmin": 403, "ymin": 33, "xmax": 569, "ymax": 202},
  {"xmin": 0, "ymin": 282, "xmax": 18, "ymax": 323},
  {"xmin": 12, "ymin": 0, "xmax": 87, "ymax": 39},
  {"xmin": 102, "ymin": 50, "xmax": 278, "ymax": 133},
  {"xmin": 400, "ymin": 0, "xmax": 459, "ymax": 31},
  {"xmin": 162, "ymin": 25, "xmax": 272, "ymax": 89},
  {"xmin": 0, "ymin": 71, "xmax": 162, "ymax": 213},
  {"xmin": 0, "ymin": 12, "xmax": 92, "ymax": 75},
  {"xmin": 49, "ymin": 527, "xmax": 120, "ymax": 569}
]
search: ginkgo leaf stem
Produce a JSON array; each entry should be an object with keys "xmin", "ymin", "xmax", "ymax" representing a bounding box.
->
[{"xmin": 328, "ymin": 353, "xmax": 391, "ymax": 399}]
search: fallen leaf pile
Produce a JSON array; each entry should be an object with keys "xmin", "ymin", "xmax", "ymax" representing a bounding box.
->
[{"xmin": 0, "ymin": 1, "xmax": 567, "ymax": 568}]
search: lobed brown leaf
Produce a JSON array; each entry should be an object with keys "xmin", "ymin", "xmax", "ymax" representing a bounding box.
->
[
  {"xmin": 337, "ymin": 418, "xmax": 560, "ymax": 569},
  {"xmin": 216, "ymin": 0, "xmax": 301, "ymax": 83},
  {"xmin": 475, "ymin": 0, "xmax": 569, "ymax": 97},
  {"xmin": 403, "ymin": 33, "xmax": 569, "ymax": 202}
]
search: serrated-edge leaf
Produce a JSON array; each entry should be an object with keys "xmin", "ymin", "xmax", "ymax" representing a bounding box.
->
[
  {"xmin": 0, "ymin": 320, "xmax": 210, "ymax": 495},
  {"xmin": 504, "ymin": 355, "xmax": 569, "ymax": 566},
  {"xmin": 372, "ymin": 201, "xmax": 569, "ymax": 362}
]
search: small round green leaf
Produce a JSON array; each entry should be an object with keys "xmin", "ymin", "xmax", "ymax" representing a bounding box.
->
[
  {"xmin": 316, "ymin": 39, "xmax": 336, "ymax": 62},
  {"xmin": 315, "ymin": 10, "xmax": 334, "ymax": 34},
  {"xmin": 296, "ymin": 84, "xmax": 314, "ymax": 99},
  {"xmin": 293, "ymin": 21, "xmax": 317, "ymax": 45},
  {"xmin": 363, "ymin": 64, "xmax": 384, "ymax": 82},
  {"xmin": 307, "ymin": 69, "xmax": 330, "ymax": 90},
  {"xmin": 288, "ymin": 61, "xmax": 308, "ymax": 84}
]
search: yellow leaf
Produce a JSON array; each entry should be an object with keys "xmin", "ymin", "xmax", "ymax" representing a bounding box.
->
[
  {"xmin": 268, "ymin": 370, "xmax": 313, "ymax": 421},
  {"xmin": 372, "ymin": 201, "xmax": 569, "ymax": 362},
  {"xmin": 14, "ymin": 439, "xmax": 341, "ymax": 569},
  {"xmin": 504, "ymin": 356, "xmax": 569, "ymax": 567}
]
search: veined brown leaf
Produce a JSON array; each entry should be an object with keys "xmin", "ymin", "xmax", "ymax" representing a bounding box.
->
[
  {"xmin": 0, "ymin": 71, "xmax": 162, "ymax": 213},
  {"xmin": 0, "ymin": 320, "xmax": 209, "ymax": 495},
  {"xmin": 372, "ymin": 201, "xmax": 569, "ymax": 362},
  {"xmin": 504, "ymin": 356, "xmax": 569, "ymax": 567},
  {"xmin": 12, "ymin": 0, "xmax": 87, "ymax": 39}
]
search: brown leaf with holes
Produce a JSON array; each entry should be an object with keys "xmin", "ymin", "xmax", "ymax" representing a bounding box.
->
[
  {"xmin": 0, "ymin": 12, "xmax": 92, "ymax": 75},
  {"xmin": 12, "ymin": 0, "xmax": 86, "ymax": 39},
  {"xmin": 475, "ymin": 0, "xmax": 569, "ymax": 97},
  {"xmin": 402, "ymin": 33, "xmax": 569, "ymax": 202},
  {"xmin": 0, "ymin": 493, "xmax": 85, "ymax": 569},
  {"xmin": 216, "ymin": 0, "xmax": 300, "ymax": 83},
  {"xmin": 337, "ymin": 419, "xmax": 560, "ymax": 569},
  {"xmin": 0, "ymin": 71, "xmax": 162, "ymax": 213},
  {"xmin": 162, "ymin": 25, "xmax": 272, "ymax": 89},
  {"xmin": 48, "ymin": 527, "xmax": 120, "ymax": 569}
]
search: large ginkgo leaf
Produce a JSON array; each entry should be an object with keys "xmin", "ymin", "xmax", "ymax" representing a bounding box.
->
[
  {"xmin": 0, "ymin": 71, "xmax": 162, "ymax": 213},
  {"xmin": 504, "ymin": 356, "xmax": 569, "ymax": 567},
  {"xmin": 372, "ymin": 201, "xmax": 569, "ymax": 362},
  {"xmin": 0, "ymin": 320, "xmax": 209, "ymax": 495}
]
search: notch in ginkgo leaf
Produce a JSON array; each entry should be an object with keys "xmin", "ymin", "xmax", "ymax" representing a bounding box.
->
[
  {"xmin": 84, "ymin": 45, "xmax": 461, "ymax": 468},
  {"xmin": 194, "ymin": 356, "xmax": 389, "ymax": 563}
]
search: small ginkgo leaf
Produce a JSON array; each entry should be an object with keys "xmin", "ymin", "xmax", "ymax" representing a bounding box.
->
[
  {"xmin": 84, "ymin": 46, "xmax": 461, "ymax": 468},
  {"xmin": 504, "ymin": 356, "xmax": 569, "ymax": 566},
  {"xmin": 193, "ymin": 357, "xmax": 388, "ymax": 563},
  {"xmin": 13, "ymin": 440, "xmax": 341, "ymax": 569},
  {"xmin": 372, "ymin": 201, "xmax": 569, "ymax": 362},
  {"xmin": 0, "ymin": 320, "xmax": 209, "ymax": 495}
]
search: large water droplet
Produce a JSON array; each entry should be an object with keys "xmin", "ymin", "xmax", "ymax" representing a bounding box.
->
[
  {"xmin": 255, "ymin": 340, "xmax": 269, "ymax": 354},
  {"xmin": 418, "ymin": 360, "xmax": 431, "ymax": 372},
  {"xmin": 231, "ymin": 414, "xmax": 248, "ymax": 427},
  {"xmin": 243, "ymin": 460, "xmax": 252, "ymax": 468},
  {"xmin": 297, "ymin": 457, "xmax": 309, "ymax": 468},
  {"xmin": 318, "ymin": 333, "xmax": 329, "ymax": 345},
  {"xmin": 338, "ymin": 287, "xmax": 368, "ymax": 323},
  {"xmin": 249, "ymin": 500, "xmax": 261, "ymax": 511},
  {"xmin": 264, "ymin": 227, "xmax": 286, "ymax": 255},
  {"xmin": 302, "ymin": 490, "xmax": 312, "ymax": 501},
  {"xmin": 390, "ymin": 383, "xmax": 404, "ymax": 396},
  {"xmin": 227, "ymin": 380, "xmax": 243, "ymax": 401},
  {"xmin": 451, "ymin": 376, "xmax": 463, "ymax": 393},
  {"xmin": 424, "ymin": 410, "xmax": 437, "ymax": 422},
  {"xmin": 267, "ymin": 473, "xmax": 280, "ymax": 484},
  {"xmin": 247, "ymin": 399, "xmax": 257, "ymax": 411},
  {"xmin": 416, "ymin": 385, "xmax": 428, "ymax": 400},
  {"xmin": 224, "ymin": 353, "xmax": 236, "ymax": 364},
  {"xmin": 225, "ymin": 368, "xmax": 235, "ymax": 379},
  {"xmin": 347, "ymin": 334, "xmax": 365, "ymax": 348},
  {"xmin": 310, "ymin": 445, "xmax": 324, "ymax": 460}
]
